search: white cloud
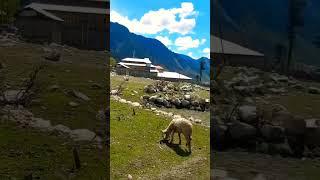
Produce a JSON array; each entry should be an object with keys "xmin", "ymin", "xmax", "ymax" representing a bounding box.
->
[
  {"xmin": 110, "ymin": 2, "xmax": 198, "ymax": 35},
  {"xmin": 200, "ymin": 38, "xmax": 206, "ymax": 45},
  {"xmin": 155, "ymin": 36, "xmax": 172, "ymax": 46},
  {"xmin": 175, "ymin": 36, "xmax": 200, "ymax": 51},
  {"xmin": 187, "ymin": 52, "xmax": 195, "ymax": 59},
  {"xmin": 202, "ymin": 48, "xmax": 210, "ymax": 58}
]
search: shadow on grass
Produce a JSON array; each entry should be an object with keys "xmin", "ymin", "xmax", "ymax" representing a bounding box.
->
[{"xmin": 160, "ymin": 140, "xmax": 191, "ymax": 157}]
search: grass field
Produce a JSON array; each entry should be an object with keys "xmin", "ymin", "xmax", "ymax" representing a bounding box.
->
[
  {"xmin": 110, "ymin": 100, "xmax": 210, "ymax": 179},
  {"xmin": 0, "ymin": 43, "xmax": 108, "ymax": 178}
]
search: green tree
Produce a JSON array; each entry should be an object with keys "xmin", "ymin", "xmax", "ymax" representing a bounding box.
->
[
  {"xmin": 0, "ymin": 0, "xmax": 20, "ymax": 24},
  {"xmin": 287, "ymin": 0, "xmax": 307, "ymax": 74}
]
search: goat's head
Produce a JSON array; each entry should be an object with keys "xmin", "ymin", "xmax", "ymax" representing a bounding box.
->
[{"xmin": 161, "ymin": 129, "xmax": 170, "ymax": 140}]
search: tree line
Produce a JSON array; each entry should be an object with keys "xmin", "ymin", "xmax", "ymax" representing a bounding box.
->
[{"xmin": 0, "ymin": 0, "xmax": 21, "ymax": 25}]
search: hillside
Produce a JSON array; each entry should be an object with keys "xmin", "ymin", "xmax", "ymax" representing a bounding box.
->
[
  {"xmin": 110, "ymin": 22, "xmax": 210, "ymax": 83},
  {"xmin": 213, "ymin": 0, "xmax": 320, "ymax": 66}
]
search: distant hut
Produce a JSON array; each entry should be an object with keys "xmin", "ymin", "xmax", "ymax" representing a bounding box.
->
[
  {"xmin": 211, "ymin": 35, "xmax": 265, "ymax": 69},
  {"xmin": 15, "ymin": 0, "xmax": 109, "ymax": 50}
]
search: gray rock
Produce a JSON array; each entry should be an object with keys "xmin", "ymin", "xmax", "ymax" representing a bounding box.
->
[
  {"xmin": 308, "ymin": 87, "xmax": 320, "ymax": 94},
  {"xmin": 181, "ymin": 99, "xmax": 190, "ymax": 107},
  {"xmin": 144, "ymin": 85, "xmax": 157, "ymax": 94},
  {"xmin": 238, "ymin": 105, "xmax": 257, "ymax": 123},
  {"xmin": 172, "ymin": 98, "xmax": 181, "ymax": 106},
  {"xmin": 71, "ymin": 90, "xmax": 90, "ymax": 101},
  {"xmin": 69, "ymin": 101, "xmax": 79, "ymax": 107},
  {"xmin": 149, "ymin": 95, "xmax": 158, "ymax": 102},
  {"xmin": 91, "ymin": 83, "xmax": 103, "ymax": 89},
  {"xmin": 184, "ymin": 94, "xmax": 191, "ymax": 101},
  {"xmin": 52, "ymin": 124, "xmax": 71, "ymax": 134},
  {"xmin": 291, "ymin": 84, "xmax": 305, "ymax": 90},
  {"xmin": 261, "ymin": 125, "xmax": 285, "ymax": 143},
  {"xmin": 268, "ymin": 141, "xmax": 293, "ymax": 156},
  {"xmin": 110, "ymin": 89, "xmax": 119, "ymax": 95},
  {"xmin": 70, "ymin": 129, "xmax": 96, "ymax": 141},
  {"xmin": 283, "ymin": 115, "xmax": 306, "ymax": 136},
  {"xmin": 30, "ymin": 118, "xmax": 51, "ymax": 130},
  {"xmin": 3, "ymin": 90, "xmax": 25, "ymax": 103},
  {"xmin": 45, "ymin": 50, "xmax": 61, "ymax": 61},
  {"xmin": 229, "ymin": 121, "xmax": 257, "ymax": 140}
]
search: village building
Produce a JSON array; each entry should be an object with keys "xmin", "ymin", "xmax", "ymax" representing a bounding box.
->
[
  {"xmin": 115, "ymin": 57, "xmax": 192, "ymax": 82},
  {"xmin": 211, "ymin": 35, "xmax": 266, "ymax": 69},
  {"xmin": 15, "ymin": 0, "xmax": 109, "ymax": 50}
]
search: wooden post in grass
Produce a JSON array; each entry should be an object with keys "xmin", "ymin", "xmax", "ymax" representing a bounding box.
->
[{"xmin": 73, "ymin": 146, "xmax": 81, "ymax": 169}]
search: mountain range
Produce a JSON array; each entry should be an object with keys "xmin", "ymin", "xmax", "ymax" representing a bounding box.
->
[
  {"xmin": 212, "ymin": 0, "xmax": 320, "ymax": 67},
  {"xmin": 110, "ymin": 22, "xmax": 210, "ymax": 83}
]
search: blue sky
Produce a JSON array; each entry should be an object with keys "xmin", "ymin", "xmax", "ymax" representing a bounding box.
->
[{"xmin": 110, "ymin": 0, "xmax": 210, "ymax": 59}]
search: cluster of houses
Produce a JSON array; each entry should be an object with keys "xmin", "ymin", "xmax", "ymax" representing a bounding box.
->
[{"xmin": 115, "ymin": 57, "xmax": 193, "ymax": 82}]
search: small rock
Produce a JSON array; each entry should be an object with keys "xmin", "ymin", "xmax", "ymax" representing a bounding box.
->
[
  {"xmin": 91, "ymin": 83, "xmax": 103, "ymax": 89},
  {"xmin": 110, "ymin": 89, "xmax": 118, "ymax": 95},
  {"xmin": 48, "ymin": 85, "xmax": 60, "ymax": 92},
  {"xmin": 308, "ymin": 87, "xmax": 320, "ymax": 94},
  {"xmin": 71, "ymin": 90, "xmax": 90, "ymax": 101},
  {"xmin": 69, "ymin": 101, "xmax": 79, "ymax": 107},
  {"xmin": 70, "ymin": 129, "xmax": 96, "ymax": 141},
  {"xmin": 132, "ymin": 102, "xmax": 140, "ymax": 107}
]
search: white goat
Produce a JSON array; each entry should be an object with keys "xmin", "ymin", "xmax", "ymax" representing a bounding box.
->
[{"xmin": 162, "ymin": 118, "xmax": 193, "ymax": 152}]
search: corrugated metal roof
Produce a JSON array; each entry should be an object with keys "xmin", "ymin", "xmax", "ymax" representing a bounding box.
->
[
  {"xmin": 118, "ymin": 62, "xmax": 156, "ymax": 68},
  {"xmin": 26, "ymin": 3, "xmax": 109, "ymax": 15},
  {"xmin": 157, "ymin": 71, "xmax": 192, "ymax": 80},
  {"xmin": 24, "ymin": 6, "xmax": 64, "ymax": 21},
  {"xmin": 211, "ymin": 35, "xmax": 264, "ymax": 56},
  {"xmin": 122, "ymin": 58, "xmax": 152, "ymax": 64}
]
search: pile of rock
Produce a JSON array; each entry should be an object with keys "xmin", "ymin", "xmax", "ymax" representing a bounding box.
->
[
  {"xmin": 220, "ymin": 66, "xmax": 320, "ymax": 97},
  {"xmin": 0, "ymin": 105, "xmax": 102, "ymax": 147},
  {"xmin": 0, "ymin": 27, "xmax": 20, "ymax": 47},
  {"xmin": 142, "ymin": 94, "xmax": 210, "ymax": 112},
  {"xmin": 142, "ymin": 81, "xmax": 209, "ymax": 111},
  {"xmin": 212, "ymin": 102, "xmax": 320, "ymax": 158}
]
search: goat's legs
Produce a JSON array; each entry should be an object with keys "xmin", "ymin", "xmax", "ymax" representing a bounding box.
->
[
  {"xmin": 186, "ymin": 136, "xmax": 192, "ymax": 152},
  {"xmin": 178, "ymin": 133, "xmax": 181, "ymax": 145},
  {"xmin": 170, "ymin": 131, "xmax": 175, "ymax": 144}
]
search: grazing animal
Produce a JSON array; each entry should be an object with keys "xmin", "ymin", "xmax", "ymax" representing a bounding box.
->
[{"xmin": 162, "ymin": 118, "xmax": 193, "ymax": 152}]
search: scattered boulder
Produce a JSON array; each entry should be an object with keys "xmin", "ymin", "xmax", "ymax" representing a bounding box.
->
[
  {"xmin": 48, "ymin": 85, "xmax": 60, "ymax": 92},
  {"xmin": 91, "ymin": 83, "xmax": 103, "ymax": 89},
  {"xmin": 69, "ymin": 101, "xmax": 79, "ymax": 107},
  {"xmin": 229, "ymin": 121, "xmax": 257, "ymax": 141},
  {"xmin": 70, "ymin": 129, "xmax": 96, "ymax": 142},
  {"xmin": 308, "ymin": 87, "xmax": 320, "ymax": 94},
  {"xmin": 30, "ymin": 118, "xmax": 51, "ymax": 131},
  {"xmin": 2, "ymin": 90, "xmax": 25, "ymax": 103},
  {"xmin": 238, "ymin": 105, "xmax": 257, "ymax": 123},
  {"xmin": 71, "ymin": 90, "xmax": 90, "ymax": 101},
  {"xmin": 52, "ymin": 124, "xmax": 71, "ymax": 134},
  {"xmin": 181, "ymin": 99, "xmax": 190, "ymax": 107},
  {"xmin": 110, "ymin": 89, "xmax": 119, "ymax": 95},
  {"xmin": 261, "ymin": 125, "xmax": 285, "ymax": 143},
  {"xmin": 44, "ymin": 50, "xmax": 61, "ymax": 61},
  {"xmin": 144, "ymin": 85, "xmax": 157, "ymax": 94}
]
